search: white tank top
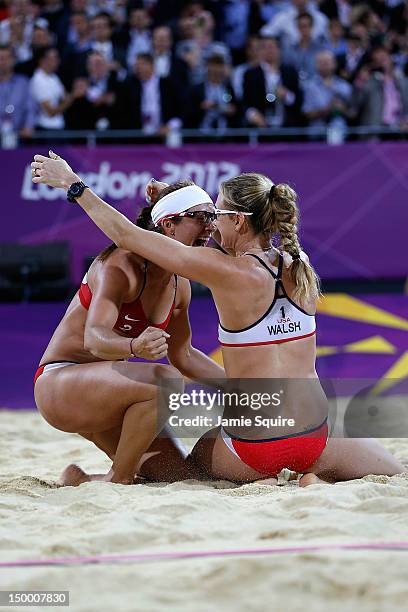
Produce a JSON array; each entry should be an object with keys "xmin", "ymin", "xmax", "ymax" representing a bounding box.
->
[{"xmin": 218, "ymin": 254, "xmax": 316, "ymax": 347}]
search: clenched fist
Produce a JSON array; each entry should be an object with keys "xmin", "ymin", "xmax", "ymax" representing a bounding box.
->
[{"xmin": 131, "ymin": 326, "xmax": 170, "ymax": 361}]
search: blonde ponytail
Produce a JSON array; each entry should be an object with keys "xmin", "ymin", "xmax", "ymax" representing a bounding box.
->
[
  {"xmin": 271, "ymin": 183, "xmax": 321, "ymax": 302},
  {"xmin": 220, "ymin": 173, "xmax": 321, "ymax": 302}
]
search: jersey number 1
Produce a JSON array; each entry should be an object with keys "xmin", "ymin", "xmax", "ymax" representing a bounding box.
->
[{"xmin": 280, "ymin": 306, "xmax": 285, "ymax": 319}]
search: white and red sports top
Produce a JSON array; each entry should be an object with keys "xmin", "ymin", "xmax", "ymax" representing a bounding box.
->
[{"xmin": 218, "ymin": 253, "xmax": 316, "ymax": 347}]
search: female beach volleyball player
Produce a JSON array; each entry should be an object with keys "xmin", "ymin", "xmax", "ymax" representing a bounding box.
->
[
  {"xmin": 33, "ymin": 174, "xmax": 225, "ymax": 486},
  {"xmin": 32, "ymin": 153, "xmax": 404, "ymax": 486}
]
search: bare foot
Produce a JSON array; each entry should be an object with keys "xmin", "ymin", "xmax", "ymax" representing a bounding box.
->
[
  {"xmin": 59, "ymin": 463, "xmax": 142, "ymax": 486},
  {"xmin": 59, "ymin": 464, "xmax": 91, "ymax": 487},
  {"xmin": 299, "ymin": 473, "xmax": 328, "ymax": 487}
]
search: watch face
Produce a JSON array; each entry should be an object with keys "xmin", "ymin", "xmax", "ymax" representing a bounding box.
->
[
  {"xmin": 71, "ymin": 183, "xmax": 82, "ymax": 195},
  {"xmin": 67, "ymin": 182, "xmax": 86, "ymax": 202}
]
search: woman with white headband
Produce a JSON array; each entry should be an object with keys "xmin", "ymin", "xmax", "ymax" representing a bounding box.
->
[
  {"xmin": 32, "ymin": 153, "xmax": 404, "ymax": 485},
  {"xmin": 32, "ymin": 171, "xmax": 225, "ymax": 487}
]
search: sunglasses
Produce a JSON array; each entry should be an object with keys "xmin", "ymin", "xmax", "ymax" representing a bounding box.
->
[
  {"xmin": 166, "ymin": 211, "xmax": 217, "ymax": 223},
  {"xmin": 215, "ymin": 209, "xmax": 253, "ymax": 217}
]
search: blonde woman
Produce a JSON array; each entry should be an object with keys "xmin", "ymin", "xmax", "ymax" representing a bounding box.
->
[{"xmin": 31, "ymin": 153, "xmax": 404, "ymax": 485}]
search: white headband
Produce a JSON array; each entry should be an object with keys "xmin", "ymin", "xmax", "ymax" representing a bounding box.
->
[{"xmin": 151, "ymin": 185, "xmax": 214, "ymax": 226}]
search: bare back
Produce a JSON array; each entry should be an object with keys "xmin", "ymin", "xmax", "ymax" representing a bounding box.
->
[{"xmin": 212, "ymin": 249, "xmax": 318, "ymax": 379}]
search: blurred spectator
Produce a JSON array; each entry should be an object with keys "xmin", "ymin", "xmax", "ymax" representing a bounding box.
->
[
  {"xmin": 392, "ymin": 34, "xmax": 408, "ymax": 76},
  {"xmin": 338, "ymin": 32, "xmax": 368, "ymax": 82},
  {"xmin": 177, "ymin": 7, "xmax": 231, "ymax": 64},
  {"xmin": 319, "ymin": 0, "xmax": 351, "ymax": 27},
  {"xmin": 260, "ymin": 0, "xmax": 329, "ymax": 45},
  {"xmin": 105, "ymin": 0, "xmax": 128, "ymax": 28},
  {"xmin": 5, "ymin": 16, "xmax": 31, "ymax": 63},
  {"xmin": 0, "ymin": 0, "xmax": 404, "ymax": 139},
  {"xmin": 0, "ymin": 0, "xmax": 36, "ymax": 48},
  {"xmin": 324, "ymin": 18, "xmax": 348, "ymax": 59},
  {"xmin": 70, "ymin": 0, "xmax": 92, "ymax": 15},
  {"xmin": 217, "ymin": 0, "xmax": 251, "ymax": 65},
  {"xmin": 86, "ymin": 50, "xmax": 118, "ymax": 110},
  {"xmin": 243, "ymin": 36, "xmax": 303, "ymax": 127},
  {"xmin": 15, "ymin": 20, "xmax": 53, "ymax": 78},
  {"xmin": 282, "ymin": 12, "xmax": 324, "ymax": 81},
  {"xmin": 59, "ymin": 12, "xmax": 92, "ymax": 86},
  {"xmin": 66, "ymin": 11, "xmax": 92, "ymax": 53},
  {"xmin": 302, "ymin": 49, "xmax": 352, "ymax": 129},
  {"xmin": 240, "ymin": 0, "xmax": 279, "ymax": 37},
  {"xmin": 120, "ymin": 4, "xmax": 152, "ymax": 69},
  {"xmin": 65, "ymin": 51, "xmax": 120, "ymax": 129},
  {"xmin": 349, "ymin": 3, "xmax": 386, "ymax": 48},
  {"xmin": 176, "ymin": 7, "xmax": 231, "ymax": 84},
  {"xmin": 175, "ymin": 40, "xmax": 203, "ymax": 84},
  {"xmin": 90, "ymin": 12, "xmax": 126, "ymax": 69},
  {"xmin": 29, "ymin": 46, "xmax": 74, "ymax": 129},
  {"xmin": 0, "ymin": 44, "xmax": 35, "ymax": 138},
  {"xmin": 353, "ymin": 46, "xmax": 408, "ymax": 128},
  {"xmin": 198, "ymin": 19, "xmax": 231, "ymax": 66},
  {"xmin": 64, "ymin": 77, "xmax": 94, "ymax": 128},
  {"xmin": 41, "ymin": 0, "xmax": 65, "ymax": 36},
  {"xmin": 187, "ymin": 54, "xmax": 238, "ymax": 130},
  {"xmin": 232, "ymin": 35, "xmax": 261, "ymax": 100},
  {"xmin": 151, "ymin": 25, "xmax": 189, "ymax": 85},
  {"xmin": 118, "ymin": 52, "xmax": 183, "ymax": 134}
]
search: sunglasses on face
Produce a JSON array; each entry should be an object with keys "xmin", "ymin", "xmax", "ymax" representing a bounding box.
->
[
  {"xmin": 167, "ymin": 211, "xmax": 217, "ymax": 224},
  {"xmin": 214, "ymin": 209, "xmax": 253, "ymax": 217}
]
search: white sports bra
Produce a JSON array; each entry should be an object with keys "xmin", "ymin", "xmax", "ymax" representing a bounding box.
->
[{"xmin": 218, "ymin": 253, "xmax": 316, "ymax": 347}]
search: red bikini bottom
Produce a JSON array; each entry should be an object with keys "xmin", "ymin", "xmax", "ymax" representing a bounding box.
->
[{"xmin": 224, "ymin": 420, "xmax": 328, "ymax": 476}]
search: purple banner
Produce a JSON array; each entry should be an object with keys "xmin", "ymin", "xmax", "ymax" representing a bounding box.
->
[{"xmin": 3, "ymin": 142, "xmax": 407, "ymax": 284}]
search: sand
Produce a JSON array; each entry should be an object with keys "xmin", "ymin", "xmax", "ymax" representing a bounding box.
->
[{"xmin": 1, "ymin": 409, "xmax": 408, "ymax": 612}]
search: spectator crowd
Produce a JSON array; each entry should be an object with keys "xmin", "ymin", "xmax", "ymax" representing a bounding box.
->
[{"xmin": 0, "ymin": 0, "xmax": 408, "ymax": 140}]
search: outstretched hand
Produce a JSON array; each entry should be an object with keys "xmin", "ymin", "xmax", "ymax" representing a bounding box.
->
[{"xmin": 31, "ymin": 150, "xmax": 80, "ymax": 190}]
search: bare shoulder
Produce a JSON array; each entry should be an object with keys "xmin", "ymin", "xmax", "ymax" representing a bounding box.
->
[
  {"xmin": 203, "ymin": 246, "xmax": 263, "ymax": 282},
  {"xmin": 89, "ymin": 248, "xmax": 144, "ymax": 297},
  {"xmin": 108, "ymin": 248, "xmax": 145, "ymax": 271}
]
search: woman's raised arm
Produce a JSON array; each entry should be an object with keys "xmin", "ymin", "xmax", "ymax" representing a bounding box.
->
[{"xmin": 31, "ymin": 153, "xmax": 234, "ymax": 289}]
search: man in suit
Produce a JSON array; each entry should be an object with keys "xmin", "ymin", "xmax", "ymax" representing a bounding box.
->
[
  {"xmin": 187, "ymin": 53, "xmax": 238, "ymax": 129},
  {"xmin": 65, "ymin": 51, "xmax": 121, "ymax": 130},
  {"xmin": 118, "ymin": 52, "xmax": 183, "ymax": 133},
  {"xmin": 353, "ymin": 46, "xmax": 408, "ymax": 128},
  {"xmin": 89, "ymin": 12, "xmax": 127, "ymax": 71},
  {"xmin": 243, "ymin": 35, "xmax": 303, "ymax": 128},
  {"xmin": 152, "ymin": 25, "xmax": 189, "ymax": 87},
  {"xmin": 116, "ymin": 3, "xmax": 152, "ymax": 70}
]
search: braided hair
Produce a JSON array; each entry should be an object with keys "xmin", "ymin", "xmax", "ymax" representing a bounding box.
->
[{"xmin": 219, "ymin": 173, "xmax": 321, "ymax": 302}]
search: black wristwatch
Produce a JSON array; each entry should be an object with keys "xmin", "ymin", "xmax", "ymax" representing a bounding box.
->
[{"xmin": 67, "ymin": 181, "xmax": 88, "ymax": 203}]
